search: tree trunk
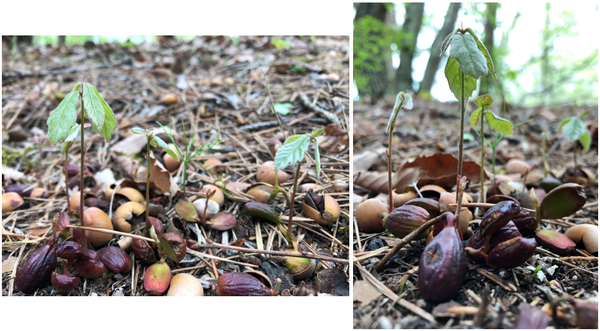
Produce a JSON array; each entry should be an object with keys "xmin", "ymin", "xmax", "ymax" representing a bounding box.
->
[
  {"xmin": 58, "ymin": 36, "xmax": 66, "ymax": 45},
  {"xmin": 354, "ymin": 3, "xmax": 391, "ymax": 104},
  {"xmin": 541, "ymin": 3, "xmax": 552, "ymax": 106},
  {"xmin": 480, "ymin": 3, "xmax": 498, "ymax": 95},
  {"xmin": 393, "ymin": 3, "xmax": 424, "ymax": 93},
  {"xmin": 418, "ymin": 3, "xmax": 461, "ymax": 97}
]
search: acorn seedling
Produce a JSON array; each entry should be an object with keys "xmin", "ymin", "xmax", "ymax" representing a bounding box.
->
[
  {"xmin": 157, "ymin": 117, "xmax": 222, "ymax": 196},
  {"xmin": 557, "ymin": 112, "xmax": 591, "ymax": 173},
  {"xmin": 130, "ymin": 126, "xmax": 179, "ymax": 224},
  {"xmin": 272, "ymin": 127, "xmax": 324, "ymax": 251},
  {"xmin": 386, "ymin": 91, "xmax": 413, "ymax": 212},
  {"xmin": 47, "ymin": 76, "xmax": 118, "ymax": 224}
]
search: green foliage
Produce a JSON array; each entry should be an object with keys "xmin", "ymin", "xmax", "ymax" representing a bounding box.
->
[
  {"xmin": 386, "ymin": 91, "xmax": 413, "ymax": 134},
  {"xmin": 271, "ymin": 38, "xmax": 294, "ymax": 50},
  {"xmin": 558, "ymin": 114, "xmax": 591, "ymax": 152},
  {"xmin": 444, "ymin": 57, "xmax": 477, "ymax": 102},
  {"xmin": 449, "ymin": 32, "xmax": 488, "ymax": 79},
  {"xmin": 353, "ymin": 15, "xmax": 401, "ymax": 98},
  {"xmin": 131, "ymin": 128, "xmax": 179, "ymax": 160},
  {"xmin": 274, "ymin": 129, "xmax": 323, "ymax": 180},
  {"xmin": 47, "ymin": 82, "xmax": 117, "ymax": 145}
]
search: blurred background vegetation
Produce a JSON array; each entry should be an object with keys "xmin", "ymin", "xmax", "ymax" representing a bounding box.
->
[{"xmin": 353, "ymin": 2, "xmax": 598, "ymax": 107}]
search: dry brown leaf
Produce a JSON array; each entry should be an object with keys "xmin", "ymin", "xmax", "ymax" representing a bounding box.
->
[
  {"xmin": 353, "ymin": 280, "xmax": 382, "ymax": 307},
  {"xmin": 353, "ymin": 147, "xmax": 385, "ymax": 175},
  {"xmin": 354, "ymin": 164, "xmax": 420, "ymax": 194},
  {"xmin": 2, "ymin": 256, "xmax": 18, "ymax": 273},
  {"xmin": 317, "ymin": 123, "xmax": 349, "ymax": 154},
  {"xmin": 403, "ymin": 153, "xmax": 488, "ymax": 189}
]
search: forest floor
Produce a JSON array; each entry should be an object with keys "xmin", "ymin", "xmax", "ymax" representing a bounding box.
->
[
  {"xmin": 352, "ymin": 96, "xmax": 598, "ymax": 328},
  {"xmin": 2, "ymin": 36, "xmax": 350, "ymax": 296}
]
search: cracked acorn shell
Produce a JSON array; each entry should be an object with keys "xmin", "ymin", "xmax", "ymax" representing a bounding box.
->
[
  {"xmin": 302, "ymin": 192, "xmax": 341, "ymax": 226},
  {"xmin": 113, "ymin": 201, "xmax": 146, "ymax": 232}
]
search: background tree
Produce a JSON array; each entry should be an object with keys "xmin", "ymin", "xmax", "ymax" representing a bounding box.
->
[
  {"xmin": 393, "ymin": 3, "xmax": 424, "ymax": 93},
  {"xmin": 419, "ymin": 3, "xmax": 461, "ymax": 98},
  {"xmin": 480, "ymin": 3, "xmax": 498, "ymax": 94}
]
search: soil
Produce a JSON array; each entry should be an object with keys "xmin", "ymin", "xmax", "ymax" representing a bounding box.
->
[{"xmin": 2, "ymin": 36, "xmax": 350, "ymax": 296}]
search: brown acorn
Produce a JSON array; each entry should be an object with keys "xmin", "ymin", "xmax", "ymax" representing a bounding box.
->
[
  {"xmin": 256, "ymin": 161, "xmax": 290, "ymax": 185},
  {"xmin": 418, "ymin": 212, "xmax": 466, "ymax": 302},
  {"xmin": 283, "ymin": 249, "xmax": 317, "ymax": 281},
  {"xmin": 384, "ymin": 205, "xmax": 430, "ymax": 240},
  {"xmin": 15, "ymin": 239, "xmax": 58, "ymax": 293},
  {"xmin": 216, "ymin": 272, "xmax": 273, "ymax": 296},
  {"xmin": 355, "ymin": 198, "xmax": 388, "ymax": 233},
  {"xmin": 97, "ymin": 246, "xmax": 132, "ymax": 274},
  {"xmin": 81, "ymin": 207, "xmax": 113, "ymax": 248},
  {"xmin": 2, "ymin": 192, "xmax": 25, "ymax": 212},
  {"xmin": 200, "ymin": 184, "xmax": 225, "ymax": 207},
  {"xmin": 204, "ymin": 158, "xmax": 225, "ymax": 174},
  {"xmin": 302, "ymin": 192, "xmax": 341, "ymax": 226}
]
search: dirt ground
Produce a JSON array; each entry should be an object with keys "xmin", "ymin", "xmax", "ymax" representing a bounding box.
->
[
  {"xmin": 352, "ymin": 96, "xmax": 598, "ymax": 328},
  {"xmin": 2, "ymin": 36, "xmax": 350, "ymax": 296}
]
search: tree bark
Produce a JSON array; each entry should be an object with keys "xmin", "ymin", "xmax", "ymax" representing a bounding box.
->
[
  {"xmin": 354, "ymin": 3, "xmax": 391, "ymax": 104},
  {"xmin": 393, "ymin": 3, "xmax": 424, "ymax": 93},
  {"xmin": 480, "ymin": 3, "xmax": 498, "ymax": 95},
  {"xmin": 418, "ymin": 3, "xmax": 461, "ymax": 97}
]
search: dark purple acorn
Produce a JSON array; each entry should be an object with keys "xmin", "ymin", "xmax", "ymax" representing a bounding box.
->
[
  {"xmin": 74, "ymin": 249, "xmax": 105, "ymax": 279},
  {"xmin": 97, "ymin": 246, "xmax": 131, "ymax": 274},
  {"xmin": 51, "ymin": 272, "xmax": 80, "ymax": 293},
  {"xmin": 15, "ymin": 239, "xmax": 58, "ymax": 293},
  {"xmin": 216, "ymin": 272, "xmax": 274, "ymax": 296},
  {"xmin": 385, "ymin": 205, "xmax": 430, "ymax": 240},
  {"xmin": 486, "ymin": 237, "xmax": 537, "ymax": 268}
]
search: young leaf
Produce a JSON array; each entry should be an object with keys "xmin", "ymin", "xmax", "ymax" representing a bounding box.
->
[
  {"xmin": 274, "ymin": 134, "xmax": 310, "ymax": 171},
  {"xmin": 82, "ymin": 83, "xmax": 105, "ymax": 134},
  {"xmin": 386, "ymin": 92, "xmax": 412, "ymax": 135},
  {"xmin": 313, "ymin": 138, "xmax": 320, "ymax": 181},
  {"xmin": 153, "ymin": 135, "xmax": 180, "ymax": 161},
  {"xmin": 90, "ymin": 85, "xmax": 118, "ymax": 141},
  {"xmin": 476, "ymin": 94, "xmax": 493, "ymax": 108},
  {"xmin": 444, "ymin": 57, "xmax": 477, "ymax": 103},
  {"xmin": 470, "ymin": 108, "xmax": 482, "ymax": 130},
  {"xmin": 440, "ymin": 28, "xmax": 460, "ymax": 56},
  {"xmin": 131, "ymin": 127, "xmax": 146, "ymax": 135},
  {"xmin": 159, "ymin": 236, "xmax": 180, "ymax": 262},
  {"xmin": 311, "ymin": 127, "xmax": 324, "ymax": 138},
  {"xmin": 449, "ymin": 32, "xmax": 488, "ymax": 79},
  {"xmin": 283, "ymin": 134, "xmax": 304, "ymax": 145},
  {"xmin": 560, "ymin": 117, "xmax": 587, "ymax": 143},
  {"xmin": 47, "ymin": 85, "xmax": 80, "ymax": 144},
  {"xmin": 485, "ymin": 111, "xmax": 513, "ymax": 135},
  {"xmin": 579, "ymin": 131, "xmax": 591, "ymax": 152},
  {"xmin": 60, "ymin": 123, "xmax": 83, "ymax": 155},
  {"xmin": 465, "ymin": 28, "xmax": 497, "ymax": 81}
]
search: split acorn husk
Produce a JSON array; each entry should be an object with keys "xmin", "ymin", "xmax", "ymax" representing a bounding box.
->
[{"xmin": 302, "ymin": 191, "xmax": 341, "ymax": 226}]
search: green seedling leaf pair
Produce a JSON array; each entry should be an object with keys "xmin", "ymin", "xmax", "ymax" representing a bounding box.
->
[
  {"xmin": 441, "ymin": 28, "xmax": 496, "ymax": 103},
  {"xmin": 558, "ymin": 112, "xmax": 591, "ymax": 152},
  {"xmin": 130, "ymin": 127, "xmax": 179, "ymax": 161},
  {"xmin": 273, "ymin": 128, "xmax": 324, "ymax": 181},
  {"xmin": 48, "ymin": 82, "xmax": 118, "ymax": 144},
  {"xmin": 470, "ymin": 95, "xmax": 514, "ymax": 136}
]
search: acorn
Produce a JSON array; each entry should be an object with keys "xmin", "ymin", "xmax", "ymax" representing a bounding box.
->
[
  {"xmin": 132, "ymin": 231, "xmax": 157, "ymax": 264},
  {"xmin": 505, "ymin": 159, "xmax": 529, "ymax": 174},
  {"xmin": 144, "ymin": 261, "xmax": 172, "ymax": 295},
  {"xmin": 565, "ymin": 224, "xmax": 598, "ymax": 254},
  {"xmin": 159, "ymin": 232, "xmax": 187, "ymax": 263},
  {"xmin": 256, "ymin": 161, "xmax": 290, "ymax": 185},
  {"xmin": 163, "ymin": 152, "xmax": 182, "ymax": 173},
  {"xmin": 4, "ymin": 184, "xmax": 32, "ymax": 197},
  {"xmin": 113, "ymin": 201, "xmax": 146, "ymax": 232},
  {"xmin": 302, "ymin": 192, "xmax": 341, "ymax": 226},
  {"xmin": 97, "ymin": 246, "xmax": 132, "ymax": 274},
  {"xmin": 74, "ymin": 249, "xmax": 106, "ymax": 279},
  {"xmin": 283, "ymin": 250, "xmax": 317, "ymax": 281},
  {"xmin": 392, "ymin": 191, "xmax": 417, "ymax": 207},
  {"xmin": 2, "ymin": 192, "xmax": 24, "ymax": 212},
  {"xmin": 247, "ymin": 185, "xmax": 275, "ymax": 204},
  {"xmin": 29, "ymin": 188, "xmax": 49, "ymax": 202},
  {"xmin": 200, "ymin": 184, "xmax": 225, "ymax": 207},
  {"xmin": 204, "ymin": 158, "xmax": 225, "ymax": 174},
  {"xmin": 15, "ymin": 239, "xmax": 58, "ymax": 293},
  {"xmin": 167, "ymin": 273, "xmax": 204, "ymax": 296},
  {"xmin": 355, "ymin": 198, "xmax": 388, "ymax": 233},
  {"xmin": 216, "ymin": 272, "xmax": 273, "ymax": 296},
  {"xmin": 384, "ymin": 205, "xmax": 430, "ymax": 240},
  {"xmin": 159, "ymin": 94, "xmax": 178, "ymax": 105},
  {"xmin": 192, "ymin": 199, "xmax": 219, "ymax": 220},
  {"xmin": 81, "ymin": 207, "xmax": 113, "ymax": 248}
]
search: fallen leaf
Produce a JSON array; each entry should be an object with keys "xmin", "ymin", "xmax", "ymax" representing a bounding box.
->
[
  {"xmin": 2, "ymin": 256, "xmax": 18, "ymax": 273},
  {"xmin": 353, "ymin": 280, "xmax": 381, "ymax": 307},
  {"xmin": 353, "ymin": 147, "xmax": 385, "ymax": 175},
  {"xmin": 402, "ymin": 153, "xmax": 488, "ymax": 188},
  {"xmin": 317, "ymin": 123, "xmax": 349, "ymax": 154},
  {"xmin": 354, "ymin": 164, "xmax": 420, "ymax": 194}
]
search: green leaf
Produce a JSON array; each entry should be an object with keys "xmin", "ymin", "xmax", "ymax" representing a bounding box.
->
[
  {"xmin": 311, "ymin": 128, "xmax": 324, "ymax": 138},
  {"xmin": 465, "ymin": 28, "xmax": 497, "ymax": 81},
  {"xmin": 284, "ymin": 134, "xmax": 304, "ymax": 145},
  {"xmin": 386, "ymin": 92, "xmax": 413, "ymax": 135},
  {"xmin": 82, "ymin": 83, "xmax": 105, "ymax": 135},
  {"xmin": 440, "ymin": 29, "xmax": 460, "ymax": 56},
  {"xmin": 274, "ymin": 134, "xmax": 310, "ymax": 171},
  {"xmin": 61, "ymin": 124, "xmax": 81, "ymax": 155},
  {"xmin": 90, "ymin": 85, "xmax": 117, "ymax": 141},
  {"xmin": 159, "ymin": 235, "xmax": 182, "ymax": 263},
  {"xmin": 444, "ymin": 57, "xmax": 477, "ymax": 103},
  {"xmin": 579, "ymin": 131, "xmax": 591, "ymax": 152},
  {"xmin": 131, "ymin": 127, "xmax": 146, "ymax": 135},
  {"xmin": 557, "ymin": 118, "xmax": 571, "ymax": 132},
  {"xmin": 560, "ymin": 117, "xmax": 587, "ymax": 143},
  {"xmin": 47, "ymin": 85, "xmax": 80, "ymax": 144},
  {"xmin": 449, "ymin": 32, "xmax": 488, "ymax": 79},
  {"xmin": 485, "ymin": 111, "xmax": 513, "ymax": 135},
  {"xmin": 577, "ymin": 111, "xmax": 590, "ymax": 119},
  {"xmin": 463, "ymin": 132, "xmax": 475, "ymax": 142},
  {"xmin": 470, "ymin": 108, "xmax": 482, "ymax": 131},
  {"xmin": 154, "ymin": 135, "xmax": 180, "ymax": 161},
  {"xmin": 272, "ymin": 102, "xmax": 293, "ymax": 116},
  {"xmin": 476, "ymin": 94, "xmax": 493, "ymax": 108},
  {"xmin": 313, "ymin": 138, "xmax": 320, "ymax": 181}
]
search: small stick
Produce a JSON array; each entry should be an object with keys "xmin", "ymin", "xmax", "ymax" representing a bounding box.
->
[{"xmin": 374, "ymin": 213, "xmax": 447, "ymax": 272}]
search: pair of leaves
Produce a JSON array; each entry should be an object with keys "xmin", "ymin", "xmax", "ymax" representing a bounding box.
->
[
  {"xmin": 442, "ymin": 28, "xmax": 497, "ymax": 103},
  {"xmin": 558, "ymin": 113, "xmax": 591, "ymax": 152},
  {"xmin": 47, "ymin": 82, "xmax": 118, "ymax": 144},
  {"xmin": 273, "ymin": 128, "xmax": 324, "ymax": 180},
  {"xmin": 130, "ymin": 127, "xmax": 179, "ymax": 161},
  {"xmin": 470, "ymin": 95, "xmax": 513, "ymax": 136},
  {"xmin": 386, "ymin": 91, "xmax": 413, "ymax": 135}
]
